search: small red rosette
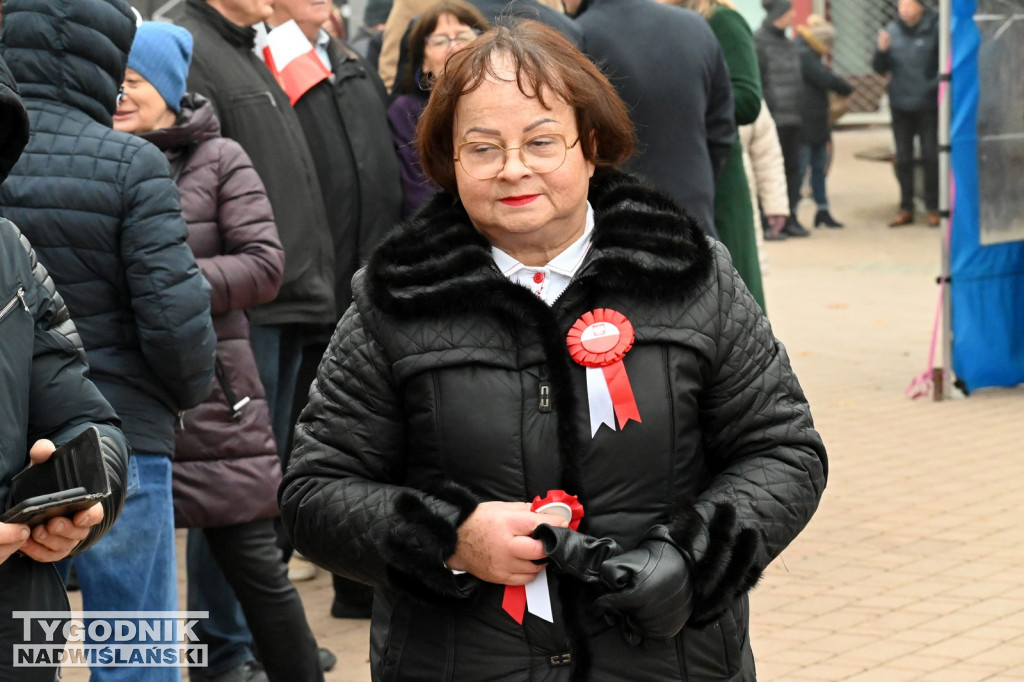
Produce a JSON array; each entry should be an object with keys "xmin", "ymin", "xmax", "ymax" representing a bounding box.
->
[
  {"xmin": 502, "ymin": 490, "xmax": 585, "ymax": 625},
  {"xmin": 566, "ymin": 309, "xmax": 642, "ymax": 436},
  {"xmin": 530, "ymin": 490, "xmax": 584, "ymax": 530}
]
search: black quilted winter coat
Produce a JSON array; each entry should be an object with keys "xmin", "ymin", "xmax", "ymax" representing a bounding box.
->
[
  {"xmin": 281, "ymin": 170, "xmax": 827, "ymax": 681},
  {"xmin": 0, "ymin": 0, "xmax": 217, "ymax": 457},
  {"xmin": 139, "ymin": 95, "xmax": 285, "ymax": 529}
]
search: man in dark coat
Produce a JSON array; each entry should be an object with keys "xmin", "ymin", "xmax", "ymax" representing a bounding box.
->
[
  {"xmin": 872, "ymin": 0, "xmax": 940, "ymax": 227},
  {"xmin": 0, "ymin": 52, "xmax": 130, "ymax": 682},
  {"xmin": 0, "ymin": 1, "xmax": 217, "ymax": 680},
  {"xmin": 568, "ymin": 0, "xmax": 735, "ymax": 238},
  {"xmin": 755, "ymin": 0, "xmax": 807, "ymax": 236},
  {"xmin": 177, "ymin": 0, "xmax": 336, "ymax": 466},
  {"xmin": 267, "ymin": 0, "xmax": 404, "ymax": 622}
]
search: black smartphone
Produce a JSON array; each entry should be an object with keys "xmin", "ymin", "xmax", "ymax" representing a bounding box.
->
[
  {"xmin": 0, "ymin": 427, "xmax": 110, "ymax": 527},
  {"xmin": 0, "ymin": 487, "xmax": 96, "ymax": 526}
]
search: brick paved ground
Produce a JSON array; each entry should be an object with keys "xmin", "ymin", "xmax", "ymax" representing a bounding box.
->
[{"xmin": 67, "ymin": 127, "xmax": 1024, "ymax": 681}]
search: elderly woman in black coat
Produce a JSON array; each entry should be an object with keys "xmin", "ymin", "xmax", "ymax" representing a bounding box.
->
[{"xmin": 282, "ymin": 20, "xmax": 827, "ymax": 681}]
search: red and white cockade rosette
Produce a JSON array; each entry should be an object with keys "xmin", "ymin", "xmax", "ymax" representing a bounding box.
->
[
  {"xmin": 566, "ymin": 308, "xmax": 643, "ymax": 436},
  {"xmin": 502, "ymin": 491, "xmax": 584, "ymax": 625}
]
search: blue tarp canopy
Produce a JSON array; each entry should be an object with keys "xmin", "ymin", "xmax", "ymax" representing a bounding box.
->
[{"xmin": 949, "ymin": 0, "xmax": 1024, "ymax": 391}]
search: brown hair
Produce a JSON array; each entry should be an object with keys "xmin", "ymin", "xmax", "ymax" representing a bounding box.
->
[
  {"xmin": 398, "ymin": 0, "xmax": 490, "ymax": 95},
  {"xmin": 416, "ymin": 20, "xmax": 635, "ymax": 197}
]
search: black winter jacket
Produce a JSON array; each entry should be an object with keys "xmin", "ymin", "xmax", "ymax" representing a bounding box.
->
[
  {"xmin": 755, "ymin": 23, "xmax": 804, "ymax": 128},
  {"xmin": 140, "ymin": 95, "xmax": 285, "ymax": 529},
  {"xmin": 575, "ymin": 0, "xmax": 734, "ymax": 238},
  {"xmin": 281, "ymin": 170, "xmax": 827, "ymax": 681},
  {"xmin": 797, "ymin": 37, "xmax": 853, "ymax": 146},
  {"xmin": 872, "ymin": 7, "xmax": 939, "ymax": 112},
  {"xmin": 0, "ymin": 0, "xmax": 217, "ymax": 457},
  {"xmin": 1, "ymin": 51, "xmax": 129, "ymax": 679},
  {"xmin": 179, "ymin": 0, "xmax": 336, "ymax": 327},
  {"xmin": 292, "ymin": 38, "xmax": 402, "ymax": 313}
]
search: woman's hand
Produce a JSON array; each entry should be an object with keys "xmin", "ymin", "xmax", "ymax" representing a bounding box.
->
[{"xmin": 445, "ymin": 501, "xmax": 569, "ymax": 585}]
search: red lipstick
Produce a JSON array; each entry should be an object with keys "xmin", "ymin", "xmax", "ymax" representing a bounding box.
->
[{"xmin": 500, "ymin": 195, "xmax": 539, "ymax": 207}]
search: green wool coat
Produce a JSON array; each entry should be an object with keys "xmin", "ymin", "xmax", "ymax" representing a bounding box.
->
[{"xmin": 708, "ymin": 5, "xmax": 766, "ymax": 311}]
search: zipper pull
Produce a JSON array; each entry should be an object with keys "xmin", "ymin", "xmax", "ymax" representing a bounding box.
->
[
  {"xmin": 231, "ymin": 396, "xmax": 251, "ymax": 421},
  {"xmin": 177, "ymin": 410, "xmax": 186, "ymax": 430},
  {"xmin": 539, "ymin": 382, "xmax": 552, "ymax": 413},
  {"xmin": 17, "ymin": 286, "xmax": 28, "ymax": 311}
]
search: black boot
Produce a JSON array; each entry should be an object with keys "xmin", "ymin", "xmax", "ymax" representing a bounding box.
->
[
  {"xmin": 814, "ymin": 209, "xmax": 844, "ymax": 228},
  {"xmin": 782, "ymin": 215, "xmax": 810, "ymax": 237}
]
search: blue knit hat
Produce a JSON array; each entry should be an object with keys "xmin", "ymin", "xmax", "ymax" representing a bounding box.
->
[{"xmin": 126, "ymin": 22, "xmax": 193, "ymax": 113}]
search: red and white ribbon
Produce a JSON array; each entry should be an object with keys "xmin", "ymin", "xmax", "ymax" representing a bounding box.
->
[
  {"xmin": 502, "ymin": 491, "xmax": 584, "ymax": 625},
  {"xmin": 566, "ymin": 309, "xmax": 642, "ymax": 436}
]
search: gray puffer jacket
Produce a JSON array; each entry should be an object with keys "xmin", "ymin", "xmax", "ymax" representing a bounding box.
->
[
  {"xmin": 281, "ymin": 169, "xmax": 827, "ymax": 681},
  {"xmin": 872, "ymin": 6, "xmax": 940, "ymax": 112}
]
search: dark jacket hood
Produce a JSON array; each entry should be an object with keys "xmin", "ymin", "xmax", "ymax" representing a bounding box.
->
[
  {"xmin": 0, "ymin": 55, "xmax": 29, "ymax": 185},
  {"xmin": 140, "ymin": 93, "xmax": 222, "ymax": 153},
  {"xmin": 0, "ymin": 0, "xmax": 136, "ymax": 125}
]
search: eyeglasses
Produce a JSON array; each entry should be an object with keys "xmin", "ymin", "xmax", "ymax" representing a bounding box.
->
[
  {"xmin": 424, "ymin": 29, "xmax": 481, "ymax": 49},
  {"xmin": 454, "ymin": 133, "xmax": 580, "ymax": 180}
]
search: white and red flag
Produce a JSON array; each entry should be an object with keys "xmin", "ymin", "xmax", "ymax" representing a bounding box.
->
[{"xmin": 258, "ymin": 20, "xmax": 330, "ymax": 105}]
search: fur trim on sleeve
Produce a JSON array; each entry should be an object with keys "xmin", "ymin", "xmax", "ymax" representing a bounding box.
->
[
  {"xmin": 669, "ymin": 502, "xmax": 763, "ymax": 627},
  {"xmin": 380, "ymin": 480, "xmax": 480, "ymax": 600}
]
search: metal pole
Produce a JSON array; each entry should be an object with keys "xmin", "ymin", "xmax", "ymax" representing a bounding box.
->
[{"xmin": 936, "ymin": 0, "xmax": 953, "ymax": 400}]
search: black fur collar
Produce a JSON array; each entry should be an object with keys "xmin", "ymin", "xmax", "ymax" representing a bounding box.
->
[{"xmin": 367, "ymin": 168, "xmax": 715, "ymax": 316}]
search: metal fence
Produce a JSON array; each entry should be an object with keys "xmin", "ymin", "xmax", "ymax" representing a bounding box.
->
[{"xmin": 825, "ymin": 0, "xmax": 898, "ymax": 123}]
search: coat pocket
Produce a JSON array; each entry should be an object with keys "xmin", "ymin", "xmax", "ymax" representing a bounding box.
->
[
  {"xmin": 677, "ymin": 595, "xmax": 748, "ymax": 680},
  {"xmin": 379, "ymin": 596, "xmax": 454, "ymax": 682}
]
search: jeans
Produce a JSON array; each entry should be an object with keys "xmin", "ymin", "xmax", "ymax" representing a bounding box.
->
[
  {"xmin": 798, "ymin": 143, "xmax": 830, "ymax": 210},
  {"xmin": 776, "ymin": 124, "xmax": 804, "ymax": 216},
  {"xmin": 189, "ymin": 520, "xmax": 323, "ymax": 682},
  {"xmin": 57, "ymin": 454, "xmax": 178, "ymax": 682},
  {"xmin": 891, "ymin": 108, "xmax": 939, "ymax": 212}
]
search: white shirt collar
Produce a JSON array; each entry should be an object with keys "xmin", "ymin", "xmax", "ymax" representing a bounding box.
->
[
  {"xmin": 314, "ymin": 28, "xmax": 333, "ymax": 73},
  {"xmin": 491, "ymin": 203, "xmax": 595, "ymax": 305}
]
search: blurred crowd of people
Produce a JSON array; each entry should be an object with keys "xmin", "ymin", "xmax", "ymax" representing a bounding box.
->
[{"xmin": 0, "ymin": 0, "xmax": 935, "ymax": 679}]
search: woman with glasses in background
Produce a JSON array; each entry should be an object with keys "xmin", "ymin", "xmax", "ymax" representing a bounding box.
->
[
  {"xmin": 387, "ymin": 0, "xmax": 488, "ymax": 217},
  {"xmin": 282, "ymin": 20, "xmax": 826, "ymax": 681}
]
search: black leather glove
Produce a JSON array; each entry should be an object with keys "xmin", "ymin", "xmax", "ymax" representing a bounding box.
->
[
  {"xmin": 592, "ymin": 526, "xmax": 694, "ymax": 647},
  {"xmin": 531, "ymin": 524, "xmax": 623, "ymax": 583}
]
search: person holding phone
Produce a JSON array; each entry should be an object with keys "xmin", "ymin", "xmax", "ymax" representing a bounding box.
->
[{"xmin": 0, "ymin": 52, "xmax": 130, "ymax": 682}]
